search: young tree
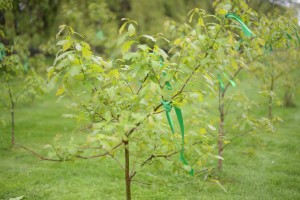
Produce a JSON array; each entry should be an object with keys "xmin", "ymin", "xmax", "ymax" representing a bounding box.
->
[
  {"xmin": 250, "ymin": 17, "xmax": 300, "ymax": 118},
  {"xmin": 45, "ymin": 23, "xmax": 215, "ymax": 199},
  {"xmin": 0, "ymin": 42, "xmax": 44, "ymax": 145},
  {"xmin": 19, "ymin": 2, "xmax": 300, "ymax": 199},
  {"xmin": 204, "ymin": 0, "xmax": 300, "ymax": 170}
]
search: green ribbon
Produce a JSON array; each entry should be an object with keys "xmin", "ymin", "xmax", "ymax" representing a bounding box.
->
[
  {"xmin": 225, "ymin": 13, "xmax": 254, "ymax": 37},
  {"xmin": 217, "ymin": 73, "xmax": 225, "ymax": 92},
  {"xmin": 23, "ymin": 59, "xmax": 29, "ymax": 73},
  {"xmin": 217, "ymin": 72, "xmax": 236, "ymax": 92},
  {"xmin": 223, "ymin": 72, "xmax": 236, "ymax": 87},
  {"xmin": 292, "ymin": 27, "xmax": 300, "ymax": 45},
  {"xmin": 0, "ymin": 43, "xmax": 6, "ymax": 62},
  {"xmin": 264, "ymin": 43, "xmax": 273, "ymax": 53},
  {"xmin": 96, "ymin": 30, "xmax": 105, "ymax": 40},
  {"xmin": 161, "ymin": 100, "xmax": 194, "ymax": 176},
  {"xmin": 158, "ymin": 54, "xmax": 194, "ymax": 175}
]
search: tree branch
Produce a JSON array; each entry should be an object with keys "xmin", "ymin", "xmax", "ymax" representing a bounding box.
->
[
  {"xmin": 108, "ymin": 153, "xmax": 125, "ymax": 171},
  {"xmin": 140, "ymin": 152, "xmax": 177, "ymax": 167},
  {"xmin": 137, "ymin": 72, "xmax": 151, "ymax": 95},
  {"xmin": 171, "ymin": 21, "xmax": 224, "ymax": 100},
  {"xmin": 223, "ymin": 128, "xmax": 254, "ymax": 150},
  {"xmin": 76, "ymin": 141, "xmax": 123, "ymax": 159},
  {"xmin": 16, "ymin": 143, "xmax": 62, "ymax": 162},
  {"xmin": 124, "ymin": 80, "xmax": 135, "ymax": 95}
]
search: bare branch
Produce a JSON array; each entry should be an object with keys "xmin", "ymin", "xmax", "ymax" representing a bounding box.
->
[
  {"xmin": 223, "ymin": 128, "xmax": 255, "ymax": 150},
  {"xmin": 108, "ymin": 153, "xmax": 125, "ymax": 171},
  {"xmin": 16, "ymin": 143, "xmax": 62, "ymax": 162},
  {"xmin": 124, "ymin": 80, "xmax": 135, "ymax": 95},
  {"xmin": 130, "ymin": 171, "xmax": 137, "ymax": 180},
  {"xmin": 151, "ymin": 68, "xmax": 163, "ymax": 89},
  {"xmin": 140, "ymin": 152, "xmax": 177, "ymax": 167},
  {"xmin": 137, "ymin": 72, "xmax": 151, "ymax": 95},
  {"xmin": 76, "ymin": 141, "xmax": 123, "ymax": 159}
]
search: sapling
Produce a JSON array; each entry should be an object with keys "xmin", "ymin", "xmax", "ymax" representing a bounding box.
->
[
  {"xmin": 0, "ymin": 42, "xmax": 44, "ymax": 145},
  {"xmin": 211, "ymin": 0, "xmax": 300, "ymax": 170}
]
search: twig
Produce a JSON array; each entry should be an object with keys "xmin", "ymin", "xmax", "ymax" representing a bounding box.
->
[
  {"xmin": 108, "ymin": 153, "xmax": 125, "ymax": 171},
  {"xmin": 140, "ymin": 152, "xmax": 177, "ymax": 167},
  {"xmin": 130, "ymin": 171, "xmax": 137, "ymax": 180},
  {"xmin": 223, "ymin": 128, "xmax": 254, "ymax": 150},
  {"xmin": 16, "ymin": 143, "xmax": 62, "ymax": 162},
  {"xmin": 67, "ymin": 89, "xmax": 106, "ymax": 121},
  {"xmin": 137, "ymin": 72, "xmax": 151, "ymax": 95},
  {"xmin": 76, "ymin": 141, "xmax": 123, "ymax": 159},
  {"xmin": 151, "ymin": 68, "xmax": 163, "ymax": 89},
  {"xmin": 124, "ymin": 80, "xmax": 135, "ymax": 95}
]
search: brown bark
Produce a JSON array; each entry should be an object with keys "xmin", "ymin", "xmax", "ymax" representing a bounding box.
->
[
  {"xmin": 218, "ymin": 88, "xmax": 225, "ymax": 171},
  {"xmin": 124, "ymin": 140, "xmax": 131, "ymax": 200},
  {"xmin": 8, "ymin": 86, "xmax": 15, "ymax": 145},
  {"xmin": 268, "ymin": 77, "xmax": 274, "ymax": 119}
]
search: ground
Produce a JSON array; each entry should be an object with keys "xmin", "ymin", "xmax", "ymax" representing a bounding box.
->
[{"xmin": 0, "ymin": 85, "xmax": 299, "ymax": 200}]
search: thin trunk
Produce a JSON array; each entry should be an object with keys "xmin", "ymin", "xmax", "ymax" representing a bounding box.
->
[
  {"xmin": 124, "ymin": 140, "xmax": 131, "ymax": 200},
  {"xmin": 268, "ymin": 77, "xmax": 274, "ymax": 119},
  {"xmin": 8, "ymin": 86, "xmax": 15, "ymax": 145},
  {"xmin": 218, "ymin": 87, "xmax": 225, "ymax": 171},
  {"xmin": 283, "ymin": 89, "xmax": 296, "ymax": 107}
]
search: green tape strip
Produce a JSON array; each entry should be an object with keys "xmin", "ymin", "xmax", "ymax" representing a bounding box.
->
[
  {"xmin": 23, "ymin": 60, "xmax": 29, "ymax": 73},
  {"xmin": 217, "ymin": 73, "xmax": 225, "ymax": 92},
  {"xmin": 0, "ymin": 43, "xmax": 6, "ymax": 62},
  {"xmin": 293, "ymin": 27, "xmax": 300, "ymax": 45},
  {"xmin": 158, "ymin": 53, "xmax": 193, "ymax": 175},
  {"xmin": 223, "ymin": 72, "xmax": 236, "ymax": 87},
  {"xmin": 161, "ymin": 100, "xmax": 194, "ymax": 176},
  {"xmin": 225, "ymin": 13, "xmax": 254, "ymax": 37}
]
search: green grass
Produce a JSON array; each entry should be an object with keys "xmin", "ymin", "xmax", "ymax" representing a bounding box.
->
[{"xmin": 0, "ymin": 88, "xmax": 300, "ymax": 200}]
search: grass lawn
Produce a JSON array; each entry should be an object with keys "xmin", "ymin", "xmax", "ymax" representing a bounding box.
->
[{"xmin": 0, "ymin": 86, "xmax": 300, "ymax": 200}]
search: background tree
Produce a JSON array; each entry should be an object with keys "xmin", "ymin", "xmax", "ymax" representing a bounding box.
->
[{"xmin": 0, "ymin": 42, "xmax": 45, "ymax": 145}]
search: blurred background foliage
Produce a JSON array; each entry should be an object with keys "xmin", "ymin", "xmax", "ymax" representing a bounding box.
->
[{"xmin": 0, "ymin": 0, "xmax": 299, "ymax": 64}]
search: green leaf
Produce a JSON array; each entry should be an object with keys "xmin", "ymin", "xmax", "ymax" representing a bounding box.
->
[
  {"xmin": 218, "ymin": 9, "xmax": 227, "ymax": 15},
  {"xmin": 140, "ymin": 35, "xmax": 156, "ymax": 43},
  {"xmin": 119, "ymin": 22, "xmax": 128, "ymax": 35},
  {"xmin": 108, "ymin": 69, "xmax": 119, "ymax": 79},
  {"xmin": 56, "ymin": 86, "xmax": 65, "ymax": 96},
  {"xmin": 128, "ymin": 24, "xmax": 136, "ymax": 36},
  {"xmin": 56, "ymin": 25, "xmax": 67, "ymax": 38},
  {"xmin": 189, "ymin": 11, "xmax": 195, "ymax": 23},
  {"xmin": 62, "ymin": 41, "xmax": 72, "ymax": 52}
]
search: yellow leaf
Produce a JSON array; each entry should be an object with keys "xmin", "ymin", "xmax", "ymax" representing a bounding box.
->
[
  {"xmin": 174, "ymin": 38, "xmax": 182, "ymax": 45},
  {"xmin": 198, "ymin": 17, "xmax": 205, "ymax": 27},
  {"xmin": 218, "ymin": 9, "xmax": 227, "ymax": 15},
  {"xmin": 108, "ymin": 69, "xmax": 119, "ymax": 79},
  {"xmin": 62, "ymin": 41, "xmax": 72, "ymax": 52},
  {"xmin": 56, "ymin": 86, "xmax": 65, "ymax": 96},
  {"xmin": 200, "ymin": 127, "xmax": 207, "ymax": 135}
]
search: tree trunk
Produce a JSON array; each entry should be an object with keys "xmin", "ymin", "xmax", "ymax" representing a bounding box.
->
[
  {"xmin": 268, "ymin": 77, "xmax": 274, "ymax": 119},
  {"xmin": 283, "ymin": 89, "xmax": 296, "ymax": 107},
  {"xmin": 8, "ymin": 86, "xmax": 15, "ymax": 145},
  {"xmin": 124, "ymin": 140, "xmax": 131, "ymax": 200},
  {"xmin": 218, "ymin": 88, "xmax": 225, "ymax": 171}
]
